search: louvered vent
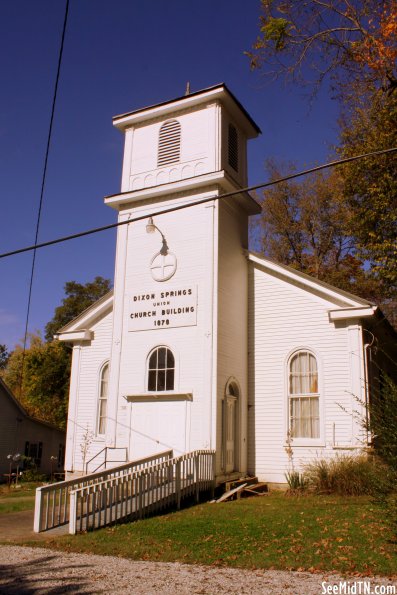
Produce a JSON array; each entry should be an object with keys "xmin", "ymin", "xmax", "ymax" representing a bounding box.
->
[
  {"xmin": 228, "ymin": 123, "xmax": 238, "ymax": 172},
  {"xmin": 158, "ymin": 120, "xmax": 181, "ymax": 167}
]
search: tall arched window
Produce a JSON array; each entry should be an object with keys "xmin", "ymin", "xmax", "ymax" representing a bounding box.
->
[
  {"xmin": 97, "ymin": 362, "xmax": 109, "ymax": 436},
  {"xmin": 289, "ymin": 351, "xmax": 319, "ymax": 438},
  {"xmin": 157, "ymin": 120, "xmax": 181, "ymax": 167},
  {"xmin": 147, "ymin": 346, "xmax": 175, "ymax": 391}
]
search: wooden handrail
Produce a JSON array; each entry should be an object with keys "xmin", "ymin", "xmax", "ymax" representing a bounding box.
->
[
  {"xmin": 68, "ymin": 450, "xmax": 216, "ymax": 534},
  {"xmin": 34, "ymin": 449, "xmax": 173, "ymax": 532}
]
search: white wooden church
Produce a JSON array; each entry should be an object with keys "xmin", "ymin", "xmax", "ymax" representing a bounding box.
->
[{"xmin": 57, "ymin": 84, "xmax": 391, "ymax": 486}]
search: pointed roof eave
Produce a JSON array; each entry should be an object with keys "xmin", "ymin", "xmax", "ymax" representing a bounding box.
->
[
  {"xmin": 247, "ymin": 252, "xmax": 375, "ymax": 310},
  {"xmin": 0, "ymin": 377, "xmax": 28, "ymax": 417},
  {"xmin": 55, "ymin": 290, "xmax": 114, "ymax": 341},
  {"xmin": 0, "ymin": 378, "xmax": 65, "ymax": 432}
]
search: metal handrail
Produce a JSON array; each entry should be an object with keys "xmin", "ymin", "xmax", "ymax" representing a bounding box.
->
[{"xmin": 85, "ymin": 446, "xmax": 128, "ymax": 474}]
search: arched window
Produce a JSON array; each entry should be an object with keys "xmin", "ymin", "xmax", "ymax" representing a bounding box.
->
[
  {"xmin": 228, "ymin": 123, "xmax": 238, "ymax": 172},
  {"xmin": 97, "ymin": 362, "xmax": 109, "ymax": 436},
  {"xmin": 157, "ymin": 120, "xmax": 181, "ymax": 167},
  {"xmin": 147, "ymin": 346, "xmax": 175, "ymax": 391},
  {"xmin": 289, "ymin": 351, "xmax": 319, "ymax": 438}
]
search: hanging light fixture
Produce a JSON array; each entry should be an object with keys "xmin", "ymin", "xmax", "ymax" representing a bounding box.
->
[
  {"xmin": 146, "ymin": 217, "xmax": 169, "ymax": 255},
  {"xmin": 146, "ymin": 217, "xmax": 156, "ymax": 234}
]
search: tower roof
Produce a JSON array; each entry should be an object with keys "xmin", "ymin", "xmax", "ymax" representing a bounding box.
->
[{"xmin": 113, "ymin": 83, "xmax": 261, "ymax": 138}]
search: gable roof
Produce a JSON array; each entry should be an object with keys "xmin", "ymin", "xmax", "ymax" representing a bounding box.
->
[
  {"xmin": 0, "ymin": 377, "xmax": 65, "ymax": 432},
  {"xmin": 248, "ymin": 252, "xmax": 377, "ymax": 312},
  {"xmin": 0, "ymin": 377, "xmax": 27, "ymax": 416},
  {"xmin": 55, "ymin": 290, "xmax": 113, "ymax": 341}
]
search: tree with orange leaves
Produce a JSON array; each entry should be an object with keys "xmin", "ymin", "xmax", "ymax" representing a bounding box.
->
[
  {"xmin": 248, "ymin": 0, "xmax": 397, "ymax": 96},
  {"xmin": 248, "ymin": 1, "xmax": 397, "ymax": 322}
]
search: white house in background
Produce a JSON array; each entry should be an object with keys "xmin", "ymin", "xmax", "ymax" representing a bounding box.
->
[{"xmin": 57, "ymin": 84, "xmax": 395, "ymax": 485}]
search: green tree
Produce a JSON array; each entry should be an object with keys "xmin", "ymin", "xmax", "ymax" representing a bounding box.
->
[
  {"xmin": 248, "ymin": 0, "xmax": 397, "ymax": 321},
  {"xmin": 339, "ymin": 92, "xmax": 397, "ymax": 302},
  {"xmin": 0, "ymin": 344, "xmax": 9, "ymax": 370},
  {"xmin": 1, "ymin": 276, "xmax": 112, "ymax": 428},
  {"xmin": 45, "ymin": 276, "xmax": 112, "ymax": 340},
  {"xmin": 1, "ymin": 333, "xmax": 70, "ymax": 429},
  {"xmin": 254, "ymin": 161, "xmax": 381, "ymax": 300}
]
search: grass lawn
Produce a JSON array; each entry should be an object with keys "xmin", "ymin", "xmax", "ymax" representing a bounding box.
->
[
  {"xmin": 0, "ymin": 483, "xmax": 37, "ymax": 514},
  {"xmin": 34, "ymin": 492, "xmax": 397, "ymax": 575}
]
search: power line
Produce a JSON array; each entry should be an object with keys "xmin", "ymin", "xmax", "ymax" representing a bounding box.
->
[
  {"xmin": 19, "ymin": 0, "xmax": 69, "ymax": 387},
  {"xmin": 1, "ymin": 145, "xmax": 396, "ymax": 261}
]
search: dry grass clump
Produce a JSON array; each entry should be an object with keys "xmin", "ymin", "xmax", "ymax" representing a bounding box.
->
[{"xmin": 303, "ymin": 454, "xmax": 392, "ymax": 496}]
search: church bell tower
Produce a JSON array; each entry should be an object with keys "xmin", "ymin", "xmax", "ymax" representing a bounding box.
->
[{"xmin": 105, "ymin": 84, "xmax": 261, "ymax": 478}]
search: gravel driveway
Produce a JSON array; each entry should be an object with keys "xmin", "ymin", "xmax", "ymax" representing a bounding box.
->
[{"xmin": 0, "ymin": 546, "xmax": 395, "ymax": 594}]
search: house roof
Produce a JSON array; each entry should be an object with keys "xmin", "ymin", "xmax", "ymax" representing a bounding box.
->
[
  {"xmin": 0, "ymin": 377, "xmax": 27, "ymax": 417},
  {"xmin": 0, "ymin": 377, "xmax": 65, "ymax": 432}
]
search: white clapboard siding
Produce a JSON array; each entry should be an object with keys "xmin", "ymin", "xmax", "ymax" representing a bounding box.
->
[
  {"xmin": 66, "ymin": 312, "xmax": 113, "ymax": 475},
  {"xmin": 216, "ymin": 200, "xmax": 249, "ymax": 475},
  {"xmin": 248, "ymin": 261, "xmax": 364, "ymax": 484},
  {"xmin": 112, "ymin": 197, "xmax": 218, "ymax": 462},
  {"xmin": 128, "ymin": 107, "xmax": 213, "ymax": 191}
]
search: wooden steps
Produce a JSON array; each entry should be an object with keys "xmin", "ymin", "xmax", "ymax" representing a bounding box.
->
[{"xmin": 216, "ymin": 476, "xmax": 268, "ymax": 502}]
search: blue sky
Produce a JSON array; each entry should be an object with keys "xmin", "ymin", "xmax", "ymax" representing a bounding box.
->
[{"xmin": 0, "ymin": 0, "xmax": 340, "ymax": 349}]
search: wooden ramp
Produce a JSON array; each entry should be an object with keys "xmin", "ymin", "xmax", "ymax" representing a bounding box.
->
[{"xmin": 34, "ymin": 450, "xmax": 215, "ymax": 535}]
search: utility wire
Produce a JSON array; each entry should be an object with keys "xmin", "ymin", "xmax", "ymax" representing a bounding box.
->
[
  {"xmin": 19, "ymin": 0, "xmax": 69, "ymax": 390},
  {"xmin": 1, "ymin": 146, "xmax": 396, "ymax": 261}
]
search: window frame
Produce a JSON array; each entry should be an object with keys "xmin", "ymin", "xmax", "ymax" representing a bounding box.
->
[
  {"xmin": 96, "ymin": 361, "xmax": 109, "ymax": 438},
  {"xmin": 286, "ymin": 349, "xmax": 324, "ymax": 445},
  {"xmin": 146, "ymin": 345, "xmax": 176, "ymax": 393}
]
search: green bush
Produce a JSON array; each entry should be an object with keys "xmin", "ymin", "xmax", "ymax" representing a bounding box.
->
[
  {"xmin": 20, "ymin": 468, "xmax": 46, "ymax": 483},
  {"xmin": 303, "ymin": 454, "xmax": 393, "ymax": 496},
  {"xmin": 369, "ymin": 374, "xmax": 397, "ymax": 472}
]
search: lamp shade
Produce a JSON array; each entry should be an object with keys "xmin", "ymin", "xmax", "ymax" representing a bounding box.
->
[{"xmin": 146, "ymin": 217, "xmax": 156, "ymax": 234}]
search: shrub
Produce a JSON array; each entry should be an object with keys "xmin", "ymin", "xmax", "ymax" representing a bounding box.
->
[
  {"xmin": 20, "ymin": 468, "xmax": 46, "ymax": 483},
  {"xmin": 285, "ymin": 470, "xmax": 307, "ymax": 492},
  {"xmin": 369, "ymin": 374, "xmax": 397, "ymax": 472},
  {"xmin": 304, "ymin": 454, "xmax": 393, "ymax": 496}
]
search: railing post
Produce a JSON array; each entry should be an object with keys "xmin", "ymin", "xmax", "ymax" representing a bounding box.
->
[
  {"xmin": 69, "ymin": 491, "xmax": 77, "ymax": 535},
  {"xmin": 33, "ymin": 487, "xmax": 43, "ymax": 532},
  {"xmin": 138, "ymin": 474, "xmax": 144, "ymax": 518},
  {"xmin": 176, "ymin": 459, "xmax": 181, "ymax": 510},
  {"xmin": 211, "ymin": 452, "xmax": 216, "ymax": 499},
  {"xmin": 195, "ymin": 455, "xmax": 200, "ymax": 504}
]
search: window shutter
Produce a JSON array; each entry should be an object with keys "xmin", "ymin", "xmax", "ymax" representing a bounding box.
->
[
  {"xmin": 158, "ymin": 120, "xmax": 181, "ymax": 167},
  {"xmin": 228, "ymin": 123, "xmax": 238, "ymax": 172}
]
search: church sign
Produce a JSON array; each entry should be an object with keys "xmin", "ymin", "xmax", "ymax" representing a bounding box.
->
[{"xmin": 128, "ymin": 286, "xmax": 197, "ymax": 331}]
